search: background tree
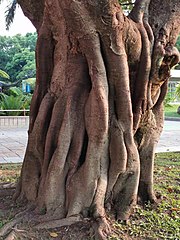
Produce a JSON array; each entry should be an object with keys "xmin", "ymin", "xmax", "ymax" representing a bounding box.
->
[
  {"xmin": 0, "ymin": 33, "xmax": 37, "ymax": 82},
  {"xmin": 5, "ymin": 47, "xmax": 35, "ymax": 80},
  {"xmin": 0, "ymin": 0, "xmax": 180, "ymax": 239}
]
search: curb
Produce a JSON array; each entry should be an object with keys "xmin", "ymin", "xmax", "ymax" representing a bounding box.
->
[{"xmin": 165, "ymin": 117, "xmax": 180, "ymax": 121}]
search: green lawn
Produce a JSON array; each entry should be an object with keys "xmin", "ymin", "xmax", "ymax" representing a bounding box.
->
[
  {"xmin": 110, "ymin": 152, "xmax": 180, "ymax": 239},
  {"xmin": 164, "ymin": 104, "xmax": 180, "ymax": 118}
]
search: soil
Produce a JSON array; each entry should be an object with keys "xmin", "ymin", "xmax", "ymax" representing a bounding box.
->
[
  {"xmin": 0, "ymin": 187, "xmax": 124, "ymax": 240},
  {"xmin": 0, "ymin": 165, "xmax": 97, "ymax": 239},
  {"xmin": 0, "ymin": 186, "xmax": 132, "ymax": 240},
  {"xmin": 0, "ymin": 188, "xmax": 94, "ymax": 240}
]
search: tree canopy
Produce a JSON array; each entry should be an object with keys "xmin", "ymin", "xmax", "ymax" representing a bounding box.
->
[{"xmin": 0, "ymin": 33, "xmax": 37, "ymax": 82}]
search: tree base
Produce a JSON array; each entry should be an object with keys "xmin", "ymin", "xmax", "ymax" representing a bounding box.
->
[
  {"xmin": 0, "ymin": 184, "xmax": 165, "ymax": 240},
  {"xmin": 0, "ymin": 211, "xmax": 110, "ymax": 240}
]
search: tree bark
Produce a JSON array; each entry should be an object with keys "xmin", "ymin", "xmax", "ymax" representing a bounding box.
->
[{"xmin": 15, "ymin": 0, "xmax": 180, "ymax": 238}]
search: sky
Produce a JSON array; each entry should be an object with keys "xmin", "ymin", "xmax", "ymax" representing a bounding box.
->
[{"xmin": 0, "ymin": 1, "xmax": 36, "ymax": 36}]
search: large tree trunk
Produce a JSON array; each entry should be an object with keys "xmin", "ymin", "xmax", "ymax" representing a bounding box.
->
[{"xmin": 14, "ymin": 0, "xmax": 180, "ymax": 238}]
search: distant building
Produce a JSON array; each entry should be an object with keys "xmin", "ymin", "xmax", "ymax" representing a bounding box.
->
[{"xmin": 168, "ymin": 70, "xmax": 180, "ymax": 102}]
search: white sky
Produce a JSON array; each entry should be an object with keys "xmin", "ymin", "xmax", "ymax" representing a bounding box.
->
[{"xmin": 0, "ymin": 1, "xmax": 36, "ymax": 36}]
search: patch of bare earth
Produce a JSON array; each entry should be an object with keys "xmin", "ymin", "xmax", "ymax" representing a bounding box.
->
[{"xmin": 0, "ymin": 186, "xmax": 132, "ymax": 239}]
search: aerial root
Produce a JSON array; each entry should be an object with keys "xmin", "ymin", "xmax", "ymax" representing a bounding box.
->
[
  {"xmin": 93, "ymin": 216, "xmax": 111, "ymax": 240},
  {"xmin": 4, "ymin": 227, "xmax": 28, "ymax": 240},
  {"xmin": 0, "ymin": 183, "xmax": 16, "ymax": 197},
  {"xmin": 34, "ymin": 213, "xmax": 111, "ymax": 240},
  {"xmin": 0, "ymin": 183, "xmax": 16, "ymax": 189},
  {"xmin": 4, "ymin": 230, "xmax": 16, "ymax": 240},
  {"xmin": 0, "ymin": 217, "xmax": 23, "ymax": 238},
  {"xmin": 0, "ymin": 189, "xmax": 15, "ymax": 197},
  {"xmin": 34, "ymin": 215, "xmax": 83, "ymax": 229},
  {"xmin": 0, "ymin": 210, "xmax": 30, "ymax": 238}
]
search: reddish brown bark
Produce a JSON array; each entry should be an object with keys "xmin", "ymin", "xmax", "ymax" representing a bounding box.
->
[{"xmin": 10, "ymin": 0, "xmax": 180, "ymax": 238}]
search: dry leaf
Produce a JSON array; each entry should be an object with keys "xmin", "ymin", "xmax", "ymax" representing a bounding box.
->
[
  {"xmin": 171, "ymin": 208, "xmax": 180, "ymax": 211},
  {"xmin": 167, "ymin": 187, "xmax": 173, "ymax": 193},
  {"xmin": 165, "ymin": 167, "xmax": 171, "ymax": 171},
  {"xmin": 49, "ymin": 232, "xmax": 58, "ymax": 238}
]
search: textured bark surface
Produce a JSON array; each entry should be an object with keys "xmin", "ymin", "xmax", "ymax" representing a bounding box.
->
[{"xmin": 13, "ymin": 0, "xmax": 180, "ymax": 238}]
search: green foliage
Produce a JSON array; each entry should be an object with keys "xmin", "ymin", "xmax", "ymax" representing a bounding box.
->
[
  {"xmin": 0, "ymin": 0, "xmax": 18, "ymax": 30},
  {"xmin": 0, "ymin": 95, "xmax": 30, "ymax": 115},
  {"xmin": 175, "ymin": 35, "xmax": 180, "ymax": 52},
  {"xmin": 5, "ymin": 0, "xmax": 17, "ymax": 30},
  {"xmin": 164, "ymin": 84, "xmax": 180, "ymax": 116},
  {"xmin": 175, "ymin": 83, "xmax": 180, "ymax": 98},
  {"xmin": 7, "ymin": 86, "xmax": 24, "ymax": 96},
  {"xmin": 175, "ymin": 36, "xmax": 180, "ymax": 70},
  {"xmin": 0, "ymin": 33, "xmax": 37, "ymax": 82},
  {"xmin": 165, "ymin": 104, "xmax": 180, "ymax": 118},
  {"xmin": 119, "ymin": 0, "xmax": 135, "ymax": 13},
  {"xmin": 0, "ymin": 69, "xmax": 9, "ymax": 79},
  {"xmin": 0, "ymin": 87, "xmax": 32, "ymax": 115},
  {"xmin": 5, "ymin": 48, "xmax": 35, "ymax": 80},
  {"xmin": 164, "ymin": 92, "xmax": 175, "ymax": 107}
]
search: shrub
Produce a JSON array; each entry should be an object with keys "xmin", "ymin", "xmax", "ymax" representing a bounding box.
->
[{"xmin": 0, "ymin": 87, "xmax": 32, "ymax": 116}]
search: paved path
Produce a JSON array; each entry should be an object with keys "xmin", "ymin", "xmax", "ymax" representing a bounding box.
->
[
  {"xmin": 157, "ymin": 121, "xmax": 180, "ymax": 153},
  {"xmin": 0, "ymin": 127, "xmax": 28, "ymax": 164},
  {"xmin": 0, "ymin": 120, "xmax": 180, "ymax": 164}
]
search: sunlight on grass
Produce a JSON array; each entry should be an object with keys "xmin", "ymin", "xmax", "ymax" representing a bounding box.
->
[
  {"xmin": 165, "ymin": 104, "xmax": 180, "ymax": 118},
  {"xmin": 110, "ymin": 152, "xmax": 180, "ymax": 239},
  {"xmin": 0, "ymin": 164, "xmax": 21, "ymax": 182}
]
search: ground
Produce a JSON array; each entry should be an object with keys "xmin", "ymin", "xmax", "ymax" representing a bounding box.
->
[{"xmin": 0, "ymin": 152, "xmax": 180, "ymax": 239}]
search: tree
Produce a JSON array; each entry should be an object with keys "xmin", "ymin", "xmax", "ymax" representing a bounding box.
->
[
  {"xmin": 5, "ymin": 48, "xmax": 35, "ymax": 80},
  {"xmin": 0, "ymin": 33, "xmax": 37, "ymax": 81},
  {"xmin": 1, "ymin": 0, "xmax": 180, "ymax": 239}
]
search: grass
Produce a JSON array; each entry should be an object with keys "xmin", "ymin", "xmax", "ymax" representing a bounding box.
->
[
  {"xmin": 110, "ymin": 152, "xmax": 180, "ymax": 239},
  {"xmin": 0, "ymin": 153, "xmax": 180, "ymax": 239},
  {"xmin": 0, "ymin": 164, "xmax": 22, "ymax": 232},
  {"xmin": 0, "ymin": 163, "xmax": 21, "ymax": 182},
  {"xmin": 164, "ymin": 104, "xmax": 180, "ymax": 118}
]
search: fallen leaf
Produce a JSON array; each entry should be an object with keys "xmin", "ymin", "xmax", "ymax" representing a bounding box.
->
[
  {"xmin": 165, "ymin": 167, "xmax": 171, "ymax": 171},
  {"xmin": 167, "ymin": 187, "xmax": 173, "ymax": 193},
  {"xmin": 49, "ymin": 232, "xmax": 58, "ymax": 238},
  {"xmin": 171, "ymin": 208, "xmax": 180, "ymax": 211}
]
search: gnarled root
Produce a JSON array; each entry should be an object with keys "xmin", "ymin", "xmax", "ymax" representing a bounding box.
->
[
  {"xmin": 0, "ymin": 210, "xmax": 29, "ymax": 238},
  {"xmin": 0, "ymin": 183, "xmax": 16, "ymax": 197},
  {"xmin": 138, "ymin": 181, "xmax": 157, "ymax": 204},
  {"xmin": 93, "ymin": 216, "xmax": 111, "ymax": 240},
  {"xmin": 34, "ymin": 215, "xmax": 82, "ymax": 229},
  {"xmin": 4, "ymin": 227, "xmax": 28, "ymax": 240}
]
